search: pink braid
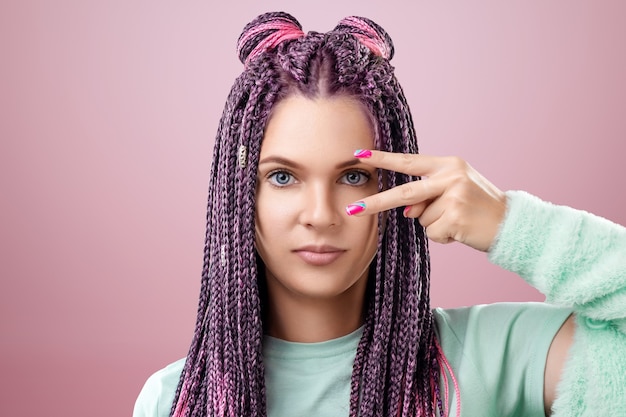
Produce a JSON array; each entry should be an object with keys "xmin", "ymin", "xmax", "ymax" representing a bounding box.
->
[
  {"xmin": 339, "ymin": 16, "xmax": 392, "ymax": 59},
  {"xmin": 238, "ymin": 22, "xmax": 304, "ymax": 66},
  {"xmin": 435, "ymin": 337, "xmax": 461, "ymax": 417},
  {"xmin": 171, "ymin": 383, "xmax": 189, "ymax": 417}
]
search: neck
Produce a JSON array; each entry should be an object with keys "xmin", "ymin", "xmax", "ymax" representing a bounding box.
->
[{"xmin": 264, "ymin": 274, "xmax": 368, "ymax": 343}]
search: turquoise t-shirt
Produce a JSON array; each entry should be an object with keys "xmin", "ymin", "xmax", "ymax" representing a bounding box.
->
[{"xmin": 133, "ymin": 302, "xmax": 571, "ymax": 417}]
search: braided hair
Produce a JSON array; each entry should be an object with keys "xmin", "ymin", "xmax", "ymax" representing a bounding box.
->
[{"xmin": 171, "ymin": 11, "xmax": 447, "ymax": 417}]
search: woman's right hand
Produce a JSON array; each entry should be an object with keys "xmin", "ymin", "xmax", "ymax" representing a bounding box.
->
[{"xmin": 346, "ymin": 151, "xmax": 508, "ymax": 252}]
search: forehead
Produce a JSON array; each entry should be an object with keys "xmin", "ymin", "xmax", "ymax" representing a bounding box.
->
[{"xmin": 261, "ymin": 95, "xmax": 374, "ymax": 157}]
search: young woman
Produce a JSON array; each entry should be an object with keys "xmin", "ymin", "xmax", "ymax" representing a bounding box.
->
[{"xmin": 134, "ymin": 12, "xmax": 626, "ymax": 417}]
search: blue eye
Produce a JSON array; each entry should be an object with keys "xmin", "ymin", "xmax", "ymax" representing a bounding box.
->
[
  {"xmin": 268, "ymin": 170, "xmax": 295, "ymax": 186},
  {"xmin": 342, "ymin": 170, "xmax": 370, "ymax": 186}
]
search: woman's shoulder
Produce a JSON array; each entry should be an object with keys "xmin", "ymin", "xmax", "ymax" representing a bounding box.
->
[
  {"xmin": 434, "ymin": 300, "xmax": 572, "ymax": 324},
  {"xmin": 432, "ymin": 302, "xmax": 572, "ymax": 415},
  {"xmin": 433, "ymin": 301, "xmax": 572, "ymax": 348},
  {"xmin": 133, "ymin": 358, "xmax": 186, "ymax": 417}
]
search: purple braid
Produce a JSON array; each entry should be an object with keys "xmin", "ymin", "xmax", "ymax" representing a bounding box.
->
[{"xmin": 171, "ymin": 11, "xmax": 448, "ymax": 417}]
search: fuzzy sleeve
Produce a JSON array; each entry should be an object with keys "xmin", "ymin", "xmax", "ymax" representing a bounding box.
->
[
  {"xmin": 488, "ymin": 190, "xmax": 626, "ymax": 327},
  {"xmin": 487, "ymin": 190, "xmax": 626, "ymax": 416}
]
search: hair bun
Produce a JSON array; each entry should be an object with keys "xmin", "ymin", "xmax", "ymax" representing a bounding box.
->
[
  {"xmin": 334, "ymin": 16, "xmax": 394, "ymax": 60},
  {"xmin": 237, "ymin": 12, "xmax": 304, "ymax": 66}
]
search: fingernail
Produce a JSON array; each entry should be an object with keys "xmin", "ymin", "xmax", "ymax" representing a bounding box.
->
[
  {"xmin": 345, "ymin": 201, "xmax": 366, "ymax": 216},
  {"xmin": 403, "ymin": 206, "xmax": 411, "ymax": 217},
  {"xmin": 353, "ymin": 149, "xmax": 372, "ymax": 158}
]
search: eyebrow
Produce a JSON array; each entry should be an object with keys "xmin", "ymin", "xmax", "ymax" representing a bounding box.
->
[{"xmin": 258, "ymin": 156, "xmax": 361, "ymax": 170}]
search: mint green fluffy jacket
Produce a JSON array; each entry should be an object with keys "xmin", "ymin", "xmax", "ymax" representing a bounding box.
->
[{"xmin": 488, "ymin": 191, "xmax": 626, "ymax": 416}]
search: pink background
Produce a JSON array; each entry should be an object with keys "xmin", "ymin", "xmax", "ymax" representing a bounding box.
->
[{"xmin": 1, "ymin": 1, "xmax": 624, "ymax": 416}]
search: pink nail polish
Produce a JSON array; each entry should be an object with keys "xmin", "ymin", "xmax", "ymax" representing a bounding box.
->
[
  {"xmin": 346, "ymin": 201, "xmax": 366, "ymax": 216},
  {"xmin": 353, "ymin": 149, "xmax": 372, "ymax": 158},
  {"xmin": 403, "ymin": 206, "xmax": 411, "ymax": 217}
]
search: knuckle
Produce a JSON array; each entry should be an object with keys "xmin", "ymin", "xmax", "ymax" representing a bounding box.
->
[
  {"xmin": 445, "ymin": 206, "xmax": 465, "ymax": 227},
  {"xmin": 425, "ymin": 227, "xmax": 444, "ymax": 244},
  {"xmin": 399, "ymin": 182, "xmax": 417, "ymax": 202},
  {"xmin": 400, "ymin": 152, "xmax": 414, "ymax": 168},
  {"xmin": 448, "ymin": 203, "xmax": 473, "ymax": 233},
  {"xmin": 446, "ymin": 155, "xmax": 467, "ymax": 169},
  {"xmin": 447, "ymin": 170, "xmax": 473, "ymax": 191}
]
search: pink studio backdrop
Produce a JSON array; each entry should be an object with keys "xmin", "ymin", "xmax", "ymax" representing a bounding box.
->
[{"xmin": 1, "ymin": 1, "xmax": 624, "ymax": 416}]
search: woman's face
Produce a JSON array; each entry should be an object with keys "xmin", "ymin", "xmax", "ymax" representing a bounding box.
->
[{"xmin": 255, "ymin": 95, "xmax": 379, "ymax": 304}]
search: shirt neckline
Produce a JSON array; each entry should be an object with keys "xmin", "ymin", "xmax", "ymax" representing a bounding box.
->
[{"xmin": 263, "ymin": 326, "xmax": 364, "ymax": 360}]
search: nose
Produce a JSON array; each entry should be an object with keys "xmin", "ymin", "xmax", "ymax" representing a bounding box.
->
[{"xmin": 299, "ymin": 183, "xmax": 341, "ymax": 230}]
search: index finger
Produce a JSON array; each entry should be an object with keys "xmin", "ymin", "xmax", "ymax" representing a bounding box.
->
[{"xmin": 353, "ymin": 149, "xmax": 444, "ymax": 177}]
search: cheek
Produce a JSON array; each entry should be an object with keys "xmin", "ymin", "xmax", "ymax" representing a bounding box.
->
[
  {"xmin": 255, "ymin": 190, "xmax": 294, "ymax": 236},
  {"xmin": 254, "ymin": 202, "xmax": 275, "ymax": 263},
  {"xmin": 355, "ymin": 214, "xmax": 379, "ymax": 257}
]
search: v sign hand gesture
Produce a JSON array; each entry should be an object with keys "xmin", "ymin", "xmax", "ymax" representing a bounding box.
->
[{"xmin": 346, "ymin": 150, "xmax": 508, "ymax": 252}]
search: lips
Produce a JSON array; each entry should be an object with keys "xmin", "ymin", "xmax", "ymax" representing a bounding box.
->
[{"xmin": 293, "ymin": 245, "xmax": 346, "ymax": 266}]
